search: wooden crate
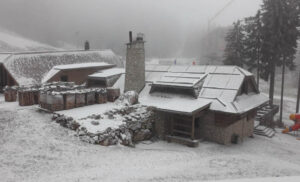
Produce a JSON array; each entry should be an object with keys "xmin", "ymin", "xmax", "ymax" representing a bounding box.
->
[
  {"xmin": 4, "ymin": 90, "xmax": 17, "ymax": 102},
  {"xmin": 75, "ymin": 92, "xmax": 86, "ymax": 107},
  {"xmin": 39, "ymin": 92, "xmax": 47, "ymax": 109},
  {"xmin": 95, "ymin": 92, "xmax": 107, "ymax": 104},
  {"xmin": 85, "ymin": 91, "xmax": 96, "ymax": 105},
  {"xmin": 107, "ymin": 88, "xmax": 120, "ymax": 102},
  {"xmin": 18, "ymin": 91, "xmax": 35, "ymax": 106},
  {"xmin": 64, "ymin": 93, "xmax": 76, "ymax": 110},
  {"xmin": 49, "ymin": 94, "xmax": 64, "ymax": 111}
]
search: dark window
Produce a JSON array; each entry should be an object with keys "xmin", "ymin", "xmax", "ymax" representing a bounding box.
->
[
  {"xmin": 60, "ymin": 75, "xmax": 68, "ymax": 82},
  {"xmin": 151, "ymin": 85, "xmax": 196, "ymax": 97},
  {"xmin": 88, "ymin": 79, "xmax": 107, "ymax": 87}
]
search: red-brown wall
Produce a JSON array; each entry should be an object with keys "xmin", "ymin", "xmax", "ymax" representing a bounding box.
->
[{"xmin": 47, "ymin": 67, "xmax": 114, "ymax": 85}]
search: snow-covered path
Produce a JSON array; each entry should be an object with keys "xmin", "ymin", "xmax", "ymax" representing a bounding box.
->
[{"xmin": 1, "ymin": 94, "xmax": 300, "ymax": 182}]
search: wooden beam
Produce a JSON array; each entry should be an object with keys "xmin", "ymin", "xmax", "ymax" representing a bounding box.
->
[
  {"xmin": 191, "ymin": 115, "xmax": 195, "ymax": 140},
  {"xmin": 171, "ymin": 115, "xmax": 174, "ymax": 136}
]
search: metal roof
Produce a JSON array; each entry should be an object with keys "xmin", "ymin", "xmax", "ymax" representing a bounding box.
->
[{"xmin": 142, "ymin": 64, "xmax": 268, "ymax": 114}]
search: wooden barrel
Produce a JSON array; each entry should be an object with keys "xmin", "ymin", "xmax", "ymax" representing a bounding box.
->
[{"xmin": 107, "ymin": 88, "xmax": 120, "ymax": 102}]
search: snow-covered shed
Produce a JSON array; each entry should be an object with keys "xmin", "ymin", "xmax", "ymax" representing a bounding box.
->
[
  {"xmin": 87, "ymin": 68, "xmax": 125, "ymax": 88},
  {"xmin": 139, "ymin": 64, "xmax": 269, "ymax": 146},
  {"xmin": 42, "ymin": 62, "xmax": 115, "ymax": 85},
  {"xmin": 0, "ymin": 50, "xmax": 123, "ymax": 89}
]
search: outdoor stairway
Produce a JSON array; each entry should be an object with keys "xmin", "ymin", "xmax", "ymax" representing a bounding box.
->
[
  {"xmin": 254, "ymin": 122, "xmax": 276, "ymax": 138},
  {"xmin": 253, "ymin": 102, "xmax": 278, "ymax": 138}
]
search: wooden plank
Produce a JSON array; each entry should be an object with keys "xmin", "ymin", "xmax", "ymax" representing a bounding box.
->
[
  {"xmin": 173, "ymin": 129, "xmax": 191, "ymax": 136},
  {"xmin": 173, "ymin": 123, "xmax": 192, "ymax": 129}
]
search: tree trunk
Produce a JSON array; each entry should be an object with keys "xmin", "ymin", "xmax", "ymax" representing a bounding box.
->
[
  {"xmin": 296, "ymin": 71, "xmax": 300, "ymax": 113},
  {"xmin": 269, "ymin": 61, "xmax": 275, "ymax": 106},
  {"xmin": 279, "ymin": 58, "xmax": 285, "ymax": 125}
]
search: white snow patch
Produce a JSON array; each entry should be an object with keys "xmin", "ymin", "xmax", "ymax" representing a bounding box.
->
[
  {"xmin": 78, "ymin": 118, "xmax": 124, "ymax": 135},
  {"xmin": 89, "ymin": 68, "xmax": 125, "ymax": 78},
  {"xmin": 53, "ymin": 62, "xmax": 112, "ymax": 70},
  {"xmin": 56, "ymin": 102, "xmax": 118, "ymax": 119}
]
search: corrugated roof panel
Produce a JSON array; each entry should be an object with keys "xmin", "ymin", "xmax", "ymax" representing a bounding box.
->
[
  {"xmin": 203, "ymin": 74, "xmax": 230, "ymax": 89},
  {"xmin": 181, "ymin": 73, "xmax": 204, "ymax": 79},
  {"xmin": 174, "ymin": 77, "xmax": 199, "ymax": 84},
  {"xmin": 214, "ymin": 66, "xmax": 237, "ymax": 74},
  {"xmin": 146, "ymin": 72, "xmax": 165, "ymax": 82},
  {"xmin": 219, "ymin": 90, "xmax": 237, "ymax": 102},
  {"xmin": 169, "ymin": 65, "xmax": 189, "ymax": 72},
  {"xmin": 204, "ymin": 66, "xmax": 217, "ymax": 73},
  {"xmin": 158, "ymin": 76, "xmax": 177, "ymax": 83},
  {"xmin": 185, "ymin": 65, "xmax": 207, "ymax": 73},
  {"xmin": 164, "ymin": 72, "xmax": 182, "ymax": 77},
  {"xmin": 145, "ymin": 64, "xmax": 157, "ymax": 71},
  {"xmin": 226, "ymin": 75, "xmax": 244, "ymax": 90},
  {"xmin": 199, "ymin": 88, "xmax": 223, "ymax": 98},
  {"xmin": 154, "ymin": 65, "xmax": 171, "ymax": 72}
]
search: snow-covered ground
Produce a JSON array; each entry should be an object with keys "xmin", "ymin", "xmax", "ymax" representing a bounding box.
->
[{"xmin": 1, "ymin": 94, "xmax": 300, "ymax": 182}]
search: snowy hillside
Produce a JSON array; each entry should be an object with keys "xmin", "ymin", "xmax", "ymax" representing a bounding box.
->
[{"xmin": 0, "ymin": 29, "xmax": 59, "ymax": 52}]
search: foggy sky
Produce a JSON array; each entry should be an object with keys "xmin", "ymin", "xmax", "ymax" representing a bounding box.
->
[{"xmin": 0, "ymin": 0, "xmax": 262, "ymax": 57}]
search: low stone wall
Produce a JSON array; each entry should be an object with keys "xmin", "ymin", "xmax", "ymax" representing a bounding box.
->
[{"xmin": 52, "ymin": 105, "xmax": 155, "ymax": 147}]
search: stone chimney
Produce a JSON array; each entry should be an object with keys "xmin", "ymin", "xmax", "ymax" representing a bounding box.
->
[
  {"xmin": 84, "ymin": 41, "xmax": 90, "ymax": 51},
  {"xmin": 125, "ymin": 32, "xmax": 145, "ymax": 93}
]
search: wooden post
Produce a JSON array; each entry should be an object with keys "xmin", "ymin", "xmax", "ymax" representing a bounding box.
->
[
  {"xmin": 191, "ymin": 115, "xmax": 195, "ymax": 140},
  {"xmin": 257, "ymin": 52, "xmax": 260, "ymax": 90},
  {"xmin": 296, "ymin": 71, "xmax": 300, "ymax": 113},
  {"xmin": 170, "ymin": 115, "xmax": 174, "ymax": 136}
]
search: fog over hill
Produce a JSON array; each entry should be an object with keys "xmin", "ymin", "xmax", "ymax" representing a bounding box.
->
[
  {"xmin": 0, "ymin": 29, "xmax": 59, "ymax": 52},
  {"xmin": 0, "ymin": 0, "xmax": 262, "ymax": 57}
]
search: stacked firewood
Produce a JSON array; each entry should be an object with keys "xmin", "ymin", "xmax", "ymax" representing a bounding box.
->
[
  {"xmin": 18, "ymin": 85, "xmax": 40, "ymax": 106},
  {"xmin": 107, "ymin": 87, "xmax": 120, "ymax": 102},
  {"xmin": 3, "ymin": 86, "xmax": 18, "ymax": 102},
  {"xmin": 3, "ymin": 82, "xmax": 121, "ymax": 112},
  {"xmin": 39, "ymin": 86, "xmax": 108, "ymax": 112}
]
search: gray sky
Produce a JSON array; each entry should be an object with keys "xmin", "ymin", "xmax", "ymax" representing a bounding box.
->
[{"xmin": 0, "ymin": 0, "xmax": 262, "ymax": 56}]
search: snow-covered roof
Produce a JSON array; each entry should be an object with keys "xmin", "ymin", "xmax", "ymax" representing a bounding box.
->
[
  {"xmin": 140, "ymin": 84, "xmax": 211, "ymax": 115},
  {"xmin": 53, "ymin": 62, "xmax": 112, "ymax": 70},
  {"xmin": 1, "ymin": 50, "xmax": 123, "ymax": 86},
  {"xmin": 0, "ymin": 53, "xmax": 11, "ymax": 63},
  {"xmin": 141, "ymin": 64, "xmax": 268, "ymax": 114},
  {"xmin": 89, "ymin": 68, "xmax": 125, "ymax": 78},
  {"xmin": 152, "ymin": 72, "xmax": 206, "ymax": 88}
]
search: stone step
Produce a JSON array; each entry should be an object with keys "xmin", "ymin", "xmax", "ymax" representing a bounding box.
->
[{"xmin": 254, "ymin": 125, "xmax": 275, "ymax": 138}]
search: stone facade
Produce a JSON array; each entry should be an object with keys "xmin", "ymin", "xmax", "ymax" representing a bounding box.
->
[
  {"xmin": 198, "ymin": 111, "xmax": 255, "ymax": 145},
  {"xmin": 125, "ymin": 36, "xmax": 145, "ymax": 93},
  {"xmin": 153, "ymin": 110, "xmax": 256, "ymax": 145}
]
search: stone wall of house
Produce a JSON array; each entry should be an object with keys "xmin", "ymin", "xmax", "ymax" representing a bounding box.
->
[
  {"xmin": 152, "ymin": 109, "xmax": 255, "ymax": 145},
  {"xmin": 153, "ymin": 111, "xmax": 170, "ymax": 140},
  {"xmin": 199, "ymin": 112, "xmax": 254, "ymax": 145},
  {"xmin": 125, "ymin": 40, "xmax": 145, "ymax": 93}
]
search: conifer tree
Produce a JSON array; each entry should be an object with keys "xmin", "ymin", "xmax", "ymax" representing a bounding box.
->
[
  {"xmin": 244, "ymin": 11, "xmax": 263, "ymax": 88},
  {"xmin": 260, "ymin": 0, "xmax": 299, "ymax": 105},
  {"xmin": 223, "ymin": 20, "xmax": 245, "ymax": 67}
]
